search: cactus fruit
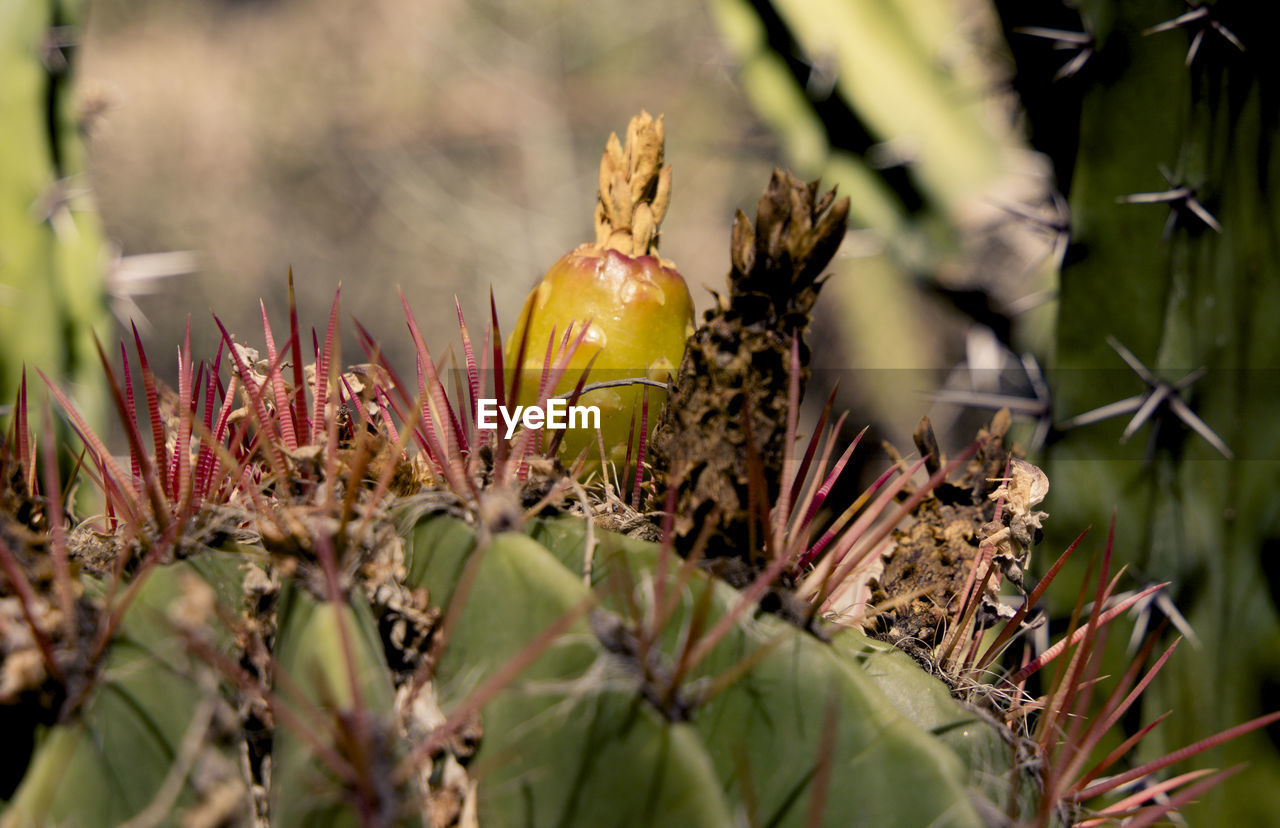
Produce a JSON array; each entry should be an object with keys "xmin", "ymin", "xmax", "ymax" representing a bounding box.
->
[{"xmin": 504, "ymin": 112, "xmax": 695, "ymax": 470}]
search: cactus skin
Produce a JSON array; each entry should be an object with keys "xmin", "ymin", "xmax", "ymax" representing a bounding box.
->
[
  {"xmin": 407, "ymin": 513, "xmax": 1009, "ymax": 826},
  {"xmin": 269, "ymin": 589, "xmax": 403, "ymax": 827},
  {"xmin": 2, "ymin": 553, "xmax": 249, "ymax": 828},
  {"xmin": 993, "ymin": 0, "xmax": 1280, "ymax": 823},
  {"xmin": 0, "ymin": 0, "xmax": 109, "ymax": 435},
  {"xmin": 408, "ymin": 524, "xmax": 737, "ymax": 827},
  {"xmin": 4, "ymin": 509, "xmax": 1013, "ymax": 826}
]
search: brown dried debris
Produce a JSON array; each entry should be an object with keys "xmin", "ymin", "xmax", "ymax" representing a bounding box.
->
[
  {"xmin": 868, "ymin": 411, "xmax": 1047, "ymax": 665},
  {"xmin": 650, "ymin": 169, "xmax": 849, "ymax": 575}
]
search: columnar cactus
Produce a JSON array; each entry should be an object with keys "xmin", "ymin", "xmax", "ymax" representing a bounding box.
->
[
  {"xmin": 0, "ymin": 0, "xmax": 110, "ymax": 436},
  {"xmin": 992, "ymin": 2, "xmax": 1280, "ymax": 822},
  {"xmin": 712, "ymin": 1, "xmax": 1280, "ymax": 823}
]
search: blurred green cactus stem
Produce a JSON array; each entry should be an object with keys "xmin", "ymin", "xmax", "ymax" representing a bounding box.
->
[{"xmin": 0, "ymin": 0, "xmax": 110, "ymax": 435}]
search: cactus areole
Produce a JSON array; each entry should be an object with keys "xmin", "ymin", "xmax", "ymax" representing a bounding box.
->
[{"xmin": 505, "ymin": 112, "xmax": 695, "ymax": 467}]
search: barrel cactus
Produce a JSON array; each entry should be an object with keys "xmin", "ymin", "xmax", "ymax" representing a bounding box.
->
[{"xmin": 2, "ymin": 116, "xmax": 1272, "ymax": 827}]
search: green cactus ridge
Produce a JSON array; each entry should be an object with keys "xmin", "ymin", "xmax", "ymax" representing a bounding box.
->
[
  {"xmin": 412, "ymin": 514, "xmax": 1010, "ymax": 826},
  {"xmin": 3, "ymin": 554, "xmax": 249, "ymax": 827},
  {"xmin": 3, "ymin": 499, "xmax": 1028, "ymax": 826}
]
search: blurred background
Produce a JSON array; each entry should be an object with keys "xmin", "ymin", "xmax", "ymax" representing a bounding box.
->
[
  {"xmin": 74, "ymin": 0, "xmax": 1053, "ymax": 452},
  {"xmin": 80, "ymin": 0, "xmax": 775, "ymax": 390},
  {"xmin": 4, "ymin": 0, "xmax": 1278, "ymax": 824}
]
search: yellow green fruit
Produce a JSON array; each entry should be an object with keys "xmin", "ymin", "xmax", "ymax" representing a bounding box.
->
[
  {"xmin": 503, "ymin": 112, "xmax": 694, "ymax": 471},
  {"xmin": 506, "ymin": 244, "xmax": 694, "ymax": 468}
]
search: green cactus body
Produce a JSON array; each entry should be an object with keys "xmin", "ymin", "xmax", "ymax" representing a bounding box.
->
[
  {"xmin": 6, "ymin": 80, "xmax": 1256, "ymax": 821},
  {"xmin": 270, "ymin": 588, "xmax": 402, "ymax": 826},
  {"xmin": 408, "ymin": 523, "xmax": 734, "ymax": 826},
  {"xmin": 3, "ymin": 553, "xmax": 246, "ymax": 827},
  {"xmin": 407, "ymin": 513, "xmax": 1011, "ymax": 825}
]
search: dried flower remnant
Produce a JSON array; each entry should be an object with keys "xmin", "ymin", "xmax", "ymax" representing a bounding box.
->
[{"xmin": 651, "ymin": 170, "xmax": 849, "ymax": 575}]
